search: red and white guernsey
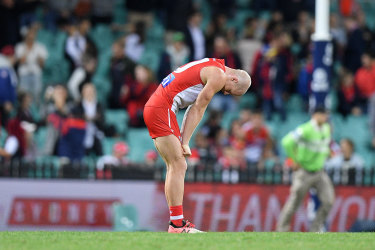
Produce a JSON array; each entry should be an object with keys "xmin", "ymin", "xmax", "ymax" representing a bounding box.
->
[
  {"xmin": 146, "ymin": 58, "xmax": 226, "ymax": 113},
  {"xmin": 144, "ymin": 58, "xmax": 226, "ymax": 139}
]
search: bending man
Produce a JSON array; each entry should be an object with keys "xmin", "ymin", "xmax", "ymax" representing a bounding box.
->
[{"xmin": 144, "ymin": 58, "xmax": 251, "ymax": 233}]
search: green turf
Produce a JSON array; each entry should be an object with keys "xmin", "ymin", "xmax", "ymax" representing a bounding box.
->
[{"xmin": 0, "ymin": 232, "xmax": 374, "ymax": 250}]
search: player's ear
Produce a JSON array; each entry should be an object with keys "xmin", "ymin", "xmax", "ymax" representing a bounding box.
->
[{"xmin": 231, "ymin": 75, "xmax": 239, "ymax": 83}]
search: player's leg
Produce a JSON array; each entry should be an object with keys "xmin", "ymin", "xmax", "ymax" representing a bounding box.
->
[
  {"xmin": 277, "ymin": 169, "xmax": 311, "ymax": 232},
  {"xmin": 154, "ymin": 134, "xmax": 186, "ymax": 207},
  {"xmin": 310, "ymin": 171, "xmax": 335, "ymax": 232},
  {"xmin": 153, "ymin": 134, "xmax": 203, "ymax": 233}
]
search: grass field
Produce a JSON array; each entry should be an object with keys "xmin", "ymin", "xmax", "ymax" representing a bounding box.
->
[{"xmin": 1, "ymin": 232, "xmax": 375, "ymax": 250}]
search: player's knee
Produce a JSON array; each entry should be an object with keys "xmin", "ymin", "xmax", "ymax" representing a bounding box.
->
[
  {"xmin": 168, "ymin": 157, "xmax": 187, "ymax": 173},
  {"xmin": 321, "ymin": 196, "xmax": 335, "ymax": 210}
]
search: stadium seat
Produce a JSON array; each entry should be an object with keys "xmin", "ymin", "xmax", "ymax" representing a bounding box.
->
[
  {"xmin": 238, "ymin": 93, "xmax": 257, "ymax": 110},
  {"xmin": 330, "ymin": 113, "xmax": 344, "ymax": 141},
  {"xmin": 339, "ymin": 115, "xmax": 370, "ymax": 149},
  {"xmin": 90, "ymin": 25, "xmax": 114, "ymax": 52},
  {"xmin": 102, "ymin": 137, "xmax": 123, "ymax": 155},
  {"xmin": 0, "ymin": 127, "xmax": 7, "ymax": 145},
  {"xmin": 112, "ymin": 204, "xmax": 139, "ymax": 232},
  {"xmin": 34, "ymin": 127, "xmax": 47, "ymax": 152},
  {"xmin": 105, "ymin": 110, "xmax": 129, "ymax": 136},
  {"xmin": 221, "ymin": 111, "xmax": 239, "ymax": 130},
  {"xmin": 286, "ymin": 94, "xmax": 304, "ymax": 113},
  {"xmin": 127, "ymin": 128, "xmax": 154, "ymax": 163}
]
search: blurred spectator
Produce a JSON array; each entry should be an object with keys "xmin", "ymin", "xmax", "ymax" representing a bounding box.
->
[
  {"xmin": 220, "ymin": 120, "xmax": 246, "ymax": 183},
  {"xmin": 0, "ymin": 0, "xmax": 42, "ymax": 49},
  {"xmin": 200, "ymin": 110, "xmax": 223, "ymax": 145},
  {"xmin": 190, "ymin": 131, "xmax": 218, "ymax": 169},
  {"xmin": 370, "ymin": 94, "xmax": 375, "ymax": 149},
  {"xmin": 184, "ymin": 11, "xmax": 205, "ymax": 61},
  {"xmin": 91, "ymin": 0, "xmax": 115, "ymax": 25},
  {"xmin": 17, "ymin": 92, "xmax": 37, "ymax": 160},
  {"xmin": 238, "ymin": 18, "xmax": 262, "ymax": 75},
  {"xmin": 239, "ymin": 108, "xmax": 252, "ymax": 131},
  {"xmin": 256, "ymin": 32, "xmax": 293, "ymax": 121},
  {"xmin": 337, "ymin": 71, "xmax": 361, "ymax": 117},
  {"xmin": 212, "ymin": 36, "xmax": 242, "ymax": 69},
  {"xmin": 0, "ymin": 45, "xmax": 17, "ymax": 126},
  {"xmin": 209, "ymin": 36, "xmax": 242, "ymax": 112},
  {"xmin": 291, "ymin": 11, "xmax": 313, "ymax": 60},
  {"xmin": 43, "ymin": 85, "xmax": 73, "ymax": 156},
  {"xmin": 158, "ymin": 32, "xmax": 190, "ymax": 82},
  {"xmin": 65, "ymin": 18, "xmax": 97, "ymax": 71},
  {"xmin": 243, "ymin": 110, "xmax": 274, "ymax": 167},
  {"xmin": 0, "ymin": 117, "xmax": 26, "ymax": 161},
  {"xmin": 73, "ymin": 0, "xmax": 91, "ymax": 19},
  {"xmin": 269, "ymin": 32, "xmax": 293, "ymax": 120},
  {"xmin": 264, "ymin": 11, "xmax": 284, "ymax": 43},
  {"xmin": 279, "ymin": 0, "xmax": 310, "ymax": 23},
  {"xmin": 109, "ymin": 40, "xmax": 136, "ymax": 109},
  {"xmin": 144, "ymin": 150, "xmax": 158, "ymax": 168},
  {"xmin": 208, "ymin": 0, "xmax": 234, "ymax": 17},
  {"xmin": 44, "ymin": 0, "xmax": 76, "ymax": 31},
  {"xmin": 163, "ymin": 0, "xmax": 193, "ymax": 32},
  {"xmin": 67, "ymin": 54, "xmax": 97, "ymax": 102},
  {"xmin": 326, "ymin": 138, "xmax": 364, "ymax": 171},
  {"xmin": 326, "ymin": 138, "xmax": 364, "ymax": 185},
  {"xmin": 73, "ymin": 83, "xmax": 104, "ymax": 156},
  {"xmin": 228, "ymin": 120, "xmax": 246, "ymax": 154},
  {"xmin": 357, "ymin": 11, "xmax": 375, "ymax": 54},
  {"xmin": 205, "ymin": 14, "xmax": 231, "ymax": 55},
  {"xmin": 96, "ymin": 141, "xmax": 130, "ymax": 177},
  {"xmin": 354, "ymin": 52, "xmax": 375, "ymax": 110},
  {"xmin": 15, "ymin": 24, "xmax": 48, "ymax": 103},
  {"xmin": 297, "ymin": 55, "xmax": 313, "ymax": 110},
  {"xmin": 126, "ymin": 0, "xmax": 156, "ymax": 28},
  {"xmin": 125, "ymin": 21, "xmax": 146, "ymax": 62},
  {"xmin": 120, "ymin": 65, "xmax": 157, "ymax": 127},
  {"xmin": 343, "ymin": 16, "xmax": 365, "ymax": 73},
  {"xmin": 330, "ymin": 14, "xmax": 347, "ymax": 60}
]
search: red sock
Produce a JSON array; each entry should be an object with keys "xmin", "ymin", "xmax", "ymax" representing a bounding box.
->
[{"xmin": 169, "ymin": 205, "xmax": 184, "ymax": 227}]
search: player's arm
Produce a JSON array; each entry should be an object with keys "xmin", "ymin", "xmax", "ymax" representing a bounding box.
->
[
  {"xmin": 281, "ymin": 126, "xmax": 303, "ymax": 167},
  {"xmin": 180, "ymin": 67, "xmax": 225, "ymax": 156}
]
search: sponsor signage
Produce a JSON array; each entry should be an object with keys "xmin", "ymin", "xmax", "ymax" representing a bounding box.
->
[
  {"xmin": 178, "ymin": 183, "xmax": 375, "ymax": 232},
  {"xmin": 8, "ymin": 198, "xmax": 118, "ymax": 227}
]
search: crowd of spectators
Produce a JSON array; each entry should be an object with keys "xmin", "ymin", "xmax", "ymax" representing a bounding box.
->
[{"xmin": 0, "ymin": 0, "xmax": 374, "ymax": 175}]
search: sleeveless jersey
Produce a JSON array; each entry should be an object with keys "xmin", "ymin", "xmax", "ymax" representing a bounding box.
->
[{"xmin": 145, "ymin": 58, "xmax": 226, "ymax": 114}]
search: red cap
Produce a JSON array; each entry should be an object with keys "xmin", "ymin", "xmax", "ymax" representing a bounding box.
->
[
  {"xmin": 145, "ymin": 150, "xmax": 158, "ymax": 160},
  {"xmin": 113, "ymin": 142, "xmax": 129, "ymax": 155},
  {"xmin": 1, "ymin": 45, "xmax": 14, "ymax": 56}
]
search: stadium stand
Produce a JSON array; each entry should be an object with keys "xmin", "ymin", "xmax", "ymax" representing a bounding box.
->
[{"xmin": 0, "ymin": 0, "xmax": 374, "ymax": 184}]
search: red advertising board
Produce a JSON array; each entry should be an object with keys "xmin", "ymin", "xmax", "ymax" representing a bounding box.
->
[
  {"xmin": 8, "ymin": 198, "xmax": 119, "ymax": 227},
  {"xmin": 160, "ymin": 183, "xmax": 375, "ymax": 232}
]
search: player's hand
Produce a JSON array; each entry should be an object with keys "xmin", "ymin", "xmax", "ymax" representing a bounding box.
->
[
  {"xmin": 291, "ymin": 163, "xmax": 301, "ymax": 171},
  {"xmin": 182, "ymin": 144, "xmax": 192, "ymax": 157}
]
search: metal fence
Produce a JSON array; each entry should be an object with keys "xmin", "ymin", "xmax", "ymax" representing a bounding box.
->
[{"xmin": 1, "ymin": 159, "xmax": 375, "ymax": 186}]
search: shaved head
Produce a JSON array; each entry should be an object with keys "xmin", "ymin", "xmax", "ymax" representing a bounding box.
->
[
  {"xmin": 234, "ymin": 69, "xmax": 251, "ymax": 95},
  {"xmin": 223, "ymin": 67, "xmax": 251, "ymax": 96}
]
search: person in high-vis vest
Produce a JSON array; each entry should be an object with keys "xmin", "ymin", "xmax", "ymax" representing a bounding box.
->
[{"xmin": 277, "ymin": 106, "xmax": 335, "ymax": 232}]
